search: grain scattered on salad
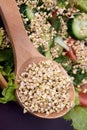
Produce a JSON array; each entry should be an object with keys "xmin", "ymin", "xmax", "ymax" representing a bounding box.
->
[
  {"xmin": 16, "ymin": 0, "xmax": 87, "ymax": 73},
  {"xmin": 0, "ymin": 27, "xmax": 10, "ymax": 49},
  {"xmin": 0, "ymin": 0, "xmax": 87, "ymax": 129}
]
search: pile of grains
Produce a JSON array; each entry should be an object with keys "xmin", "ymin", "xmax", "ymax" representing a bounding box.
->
[
  {"xmin": 50, "ymin": 43, "xmax": 60, "ymax": 59},
  {"xmin": 17, "ymin": 60, "xmax": 74, "ymax": 114},
  {"xmin": 73, "ymin": 41, "xmax": 87, "ymax": 72},
  {"xmin": 42, "ymin": 0, "xmax": 57, "ymax": 10},
  {"xmin": 0, "ymin": 27, "xmax": 10, "ymax": 49}
]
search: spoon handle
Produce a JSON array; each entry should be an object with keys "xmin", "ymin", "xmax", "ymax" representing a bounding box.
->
[
  {"xmin": 0, "ymin": 73, "xmax": 7, "ymax": 89},
  {"xmin": 0, "ymin": 0, "xmax": 41, "ymax": 73}
]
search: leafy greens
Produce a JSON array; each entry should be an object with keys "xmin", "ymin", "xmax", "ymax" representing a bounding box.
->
[{"xmin": 63, "ymin": 106, "xmax": 87, "ymax": 130}]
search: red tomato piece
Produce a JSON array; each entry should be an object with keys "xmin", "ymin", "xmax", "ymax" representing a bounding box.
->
[
  {"xmin": 65, "ymin": 38, "xmax": 77, "ymax": 61},
  {"xmin": 66, "ymin": 47, "xmax": 77, "ymax": 61},
  {"xmin": 79, "ymin": 84, "xmax": 87, "ymax": 107},
  {"xmin": 67, "ymin": 37, "xmax": 76, "ymax": 45}
]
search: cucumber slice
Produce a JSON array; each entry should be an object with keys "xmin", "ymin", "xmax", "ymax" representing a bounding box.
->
[
  {"xmin": 69, "ymin": 0, "xmax": 87, "ymax": 13},
  {"xmin": 72, "ymin": 13, "xmax": 87, "ymax": 39},
  {"xmin": 74, "ymin": 0, "xmax": 87, "ymax": 13}
]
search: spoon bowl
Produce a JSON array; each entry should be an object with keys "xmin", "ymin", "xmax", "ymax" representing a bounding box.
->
[{"xmin": 0, "ymin": 0, "xmax": 75, "ymax": 119}]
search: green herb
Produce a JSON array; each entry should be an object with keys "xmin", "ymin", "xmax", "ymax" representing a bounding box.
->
[
  {"xmin": 19, "ymin": 4, "xmax": 27, "ymax": 15},
  {"xmin": 37, "ymin": 46, "xmax": 45, "ymax": 56},
  {"xmin": 68, "ymin": 68, "xmax": 87, "ymax": 86},
  {"xmin": 51, "ymin": 17, "xmax": 60, "ymax": 32},
  {"xmin": 55, "ymin": 55, "xmax": 70, "ymax": 63},
  {"xmin": 0, "ymin": 49, "xmax": 13, "ymax": 62},
  {"xmin": 55, "ymin": 55, "xmax": 72, "ymax": 71},
  {"xmin": 45, "ymin": 38, "xmax": 54, "ymax": 59},
  {"xmin": 0, "ymin": 80, "xmax": 17, "ymax": 103},
  {"xmin": 37, "ymin": 0, "xmax": 43, "ymax": 6}
]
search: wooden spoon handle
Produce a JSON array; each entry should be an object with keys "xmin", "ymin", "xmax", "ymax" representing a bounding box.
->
[
  {"xmin": 0, "ymin": 0, "xmax": 40, "ymax": 73},
  {"xmin": 0, "ymin": 73, "xmax": 7, "ymax": 89}
]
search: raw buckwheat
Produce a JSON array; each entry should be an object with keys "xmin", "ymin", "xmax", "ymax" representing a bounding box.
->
[{"xmin": 17, "ymin": 60, "xmax": 74, "ymax": 114}]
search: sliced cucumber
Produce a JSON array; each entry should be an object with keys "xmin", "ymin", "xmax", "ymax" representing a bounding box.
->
[
  {"xmin": 74, "ymin": 0, "xmax": 87, "ymax": 13},
  {"xmin": 69, "ymin": 0, "xmax": 87, "ymax": 13},
  {"xmin": 72, "ymin": 13, "xmax": 87, "ymax": 39}
]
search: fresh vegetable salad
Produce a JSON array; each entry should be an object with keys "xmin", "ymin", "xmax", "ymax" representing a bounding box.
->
[{"xmin": 0, "ymin": 0, "xmax": 87, "ymax": 130}]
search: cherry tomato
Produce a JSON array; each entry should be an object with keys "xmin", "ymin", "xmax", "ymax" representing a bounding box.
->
[
  {"xmin": 79, "ymin": 84, "xmax": 87, "ymax": 107},
  {"xmin": 65, "ymin": 38, "xmax": 77, "ymax": 61}
]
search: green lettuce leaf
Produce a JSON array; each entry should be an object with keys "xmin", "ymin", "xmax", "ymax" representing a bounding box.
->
[
  {"xmin": 63, "ymin": 106, "xmax": 87, "ymax": 130},
  {"xmin": 0, "ymin": 80, "xmax": 17, "ymax": 103}
]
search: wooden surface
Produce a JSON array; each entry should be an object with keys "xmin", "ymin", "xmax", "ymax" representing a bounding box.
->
[
  {"xmin": 0, "ymin": 102, "xmax": 74, "ymax": 130},
  {"xmin": 0, "ymin": 0, "xmax": 75, "ymax": 119}
]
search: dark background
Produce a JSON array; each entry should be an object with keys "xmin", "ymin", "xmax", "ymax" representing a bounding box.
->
[
  {"xmin": 0, "ymin": 17, "xmax": 74, "ymax": 130},
  {"xmin": 0, "ymin": 102, "xmax": 74, "ymax": 130}
]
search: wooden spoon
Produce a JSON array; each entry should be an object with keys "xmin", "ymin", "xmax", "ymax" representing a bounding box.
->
[
  {"xmin": 0, "ymin": 0, "xmax": 75, "ymax": 118},
  {"xmin": 0, "ymin": 73, "xmax": 7, "ymax": 89}
]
